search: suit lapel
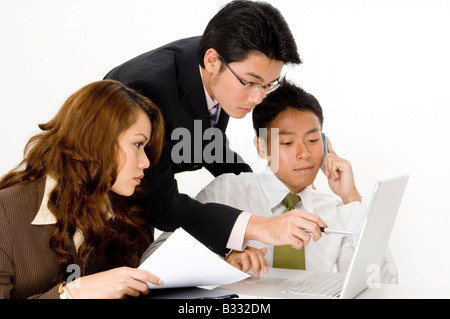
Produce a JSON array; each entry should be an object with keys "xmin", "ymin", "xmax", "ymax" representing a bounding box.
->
[
  {"xmin": 33, "ymin": 177, "xmax": 80, "ymax": 266},
  {"xmin": 215, "ymin": 109, "xmax": 229, "ymax": 131},
  {"xmin": 41, "ymin": 224, "xmax": 79, "ymax": 265}
]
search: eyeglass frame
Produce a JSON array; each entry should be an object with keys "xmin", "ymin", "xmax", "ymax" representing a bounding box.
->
[{"xmin": 218, "ymin": 55, "xmax": 280, "ymax": 94}]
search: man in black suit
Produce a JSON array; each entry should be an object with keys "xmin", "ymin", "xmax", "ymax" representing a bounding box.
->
[{"xmin": 105, "ymin": 0, "xmax": 326, "ymax": 257}]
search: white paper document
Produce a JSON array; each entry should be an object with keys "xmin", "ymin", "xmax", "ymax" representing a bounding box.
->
[{"xmin": 138, "ymin": 228, "xmax": 250, "ymax": 289}]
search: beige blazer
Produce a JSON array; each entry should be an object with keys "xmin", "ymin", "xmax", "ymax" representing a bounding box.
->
[{"xmin": 0, "ymin": 178, "xmax": 104, "ymax": 299}]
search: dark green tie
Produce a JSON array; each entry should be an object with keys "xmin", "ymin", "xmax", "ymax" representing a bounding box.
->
[{"xmin": 273, "ymin": 193, "xmax": 306, "ymax": 270}]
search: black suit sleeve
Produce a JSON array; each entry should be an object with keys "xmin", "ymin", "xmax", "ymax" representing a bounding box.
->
[{"xmin": 142, "ymin": 139, "xmax": 242, "ymax": 256}]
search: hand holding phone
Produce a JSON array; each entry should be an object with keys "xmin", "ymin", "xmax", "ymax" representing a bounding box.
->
[{"xmin": 320, "ymin": 134, "xmax": 362, "ymax": 203}]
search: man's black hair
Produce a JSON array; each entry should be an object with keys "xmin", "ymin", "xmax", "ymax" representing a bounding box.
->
[
  {"xmin": 253, "ymin": 80, "xmax": 324, "ymax": 136},
  {"xmin": 198, "ymin": 0, "xmax": 301, "ymax": 67}
]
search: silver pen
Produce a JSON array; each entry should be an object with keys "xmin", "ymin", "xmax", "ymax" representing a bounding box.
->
[{"xmin": 305, "ymin": 227, "xmax": 354, "ymax": 236}]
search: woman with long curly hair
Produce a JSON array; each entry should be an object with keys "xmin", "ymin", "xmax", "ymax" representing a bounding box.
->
[{"xmin": 0, "ymin": 79, "xmax": 165, "ymax": 299}]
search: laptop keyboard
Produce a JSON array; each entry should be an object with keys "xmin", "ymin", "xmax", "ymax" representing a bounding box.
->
[{"xmin": 280, "ymin": 274, "xmax": 344, "ymax": 297}]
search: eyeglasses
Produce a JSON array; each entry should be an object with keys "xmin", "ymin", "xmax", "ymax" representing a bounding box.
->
[{"xmin": 218, "ymin": 55, "xmax": 280, "ymax": 94}]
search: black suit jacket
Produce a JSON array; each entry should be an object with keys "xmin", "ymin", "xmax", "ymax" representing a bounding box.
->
[{"xmin": 105, "ymin": 37, "xmax": 252, "ymax": 255}]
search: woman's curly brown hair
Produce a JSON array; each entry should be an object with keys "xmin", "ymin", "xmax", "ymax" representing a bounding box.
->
[{"xmin": 0, "ymin": 80, "xmax": 164, "ymax": 279}]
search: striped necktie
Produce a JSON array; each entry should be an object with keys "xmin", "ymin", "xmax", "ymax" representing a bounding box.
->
[
  {"xmin": 273, "ymin": 193, "xmax": 306, "ymax": 270},
  {"xmin": 209, "ymin": 103, "xmax": 220, "ymax": 127}
]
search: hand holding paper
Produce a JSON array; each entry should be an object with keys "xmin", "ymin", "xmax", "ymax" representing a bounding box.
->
[{"xmin": 138, "ymin": 228, "xmax": 250, "ymax": 289}]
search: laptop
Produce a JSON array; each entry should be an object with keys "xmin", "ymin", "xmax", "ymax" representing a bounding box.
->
[{"xmin": 219, "ymin": 174, "xmax": 409, "ymax": 299}]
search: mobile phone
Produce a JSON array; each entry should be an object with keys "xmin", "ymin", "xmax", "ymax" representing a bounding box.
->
[{"xmin": 321, "ymin": 133, "xmax": 328, "ymax": 170}]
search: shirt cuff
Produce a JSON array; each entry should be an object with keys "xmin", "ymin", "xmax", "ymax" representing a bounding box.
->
[{"xmin": 226, "ymin": 211, "xmax": 252, "ymax": 251}]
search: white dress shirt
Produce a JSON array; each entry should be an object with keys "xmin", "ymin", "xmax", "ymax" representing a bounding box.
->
[{"xmin": 195, "ymin": 167, "xmax": 398, "ymax": 283}]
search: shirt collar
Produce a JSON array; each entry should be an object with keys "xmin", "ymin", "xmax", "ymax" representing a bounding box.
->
[
  {"xmin": 31, "ymin": 176, "xmax": 113, "ymax": 252},
  {"xmin": 199, "ymin": 65, "xmax": 220, "ymax": 113},
  {"xmin": 31, "ymin": 175, "xmax": 114, "ymax": 225},
  {"xmin": 31, "ymin": 175, "xmax": 57, "ymax": 225},
  {"xmin": 257, "ymin": 166, "xmax": 314, "ymax": 213}
]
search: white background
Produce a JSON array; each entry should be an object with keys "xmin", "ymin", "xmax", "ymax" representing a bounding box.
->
[{"xmin": 1, "ymin": 0, "xmax": 449, "ymax": 292}]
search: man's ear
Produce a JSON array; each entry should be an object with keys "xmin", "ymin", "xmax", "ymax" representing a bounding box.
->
[
  {"xmin": 254, "ymin": 136, "xmax": 268, "ymax": 160},
  {"xmin": 203, "ymin": 48, "xmax": 220, "ymax": 73}
]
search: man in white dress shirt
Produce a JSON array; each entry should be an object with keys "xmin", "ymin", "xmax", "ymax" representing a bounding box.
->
[{"xmin": 143, "ymin": 80, "xmax": 397, "ymax": 283}]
